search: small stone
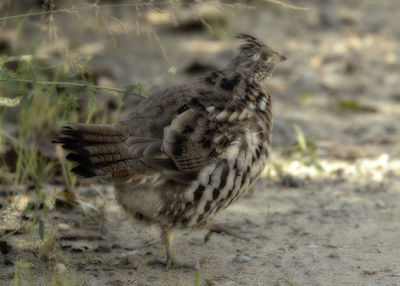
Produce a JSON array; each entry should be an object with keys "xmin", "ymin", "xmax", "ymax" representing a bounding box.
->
[
  {"xmin": 233, "ymin": 254, "xmax": 251, "ymax": 263},
  {"xmin": 56, "ymin": 263, "xmax": 66, "ymax": 274},
  {"xmin": 363, "ymin": 269, "xmax": 378, "ymax": 275},
  {"xmin": 281, "ymin": 174, "xmax": 303, "ymax": 188},
  {"xmin": 95, "ymin": 244, "xmax": 112, "ymax": 253},
  {"xmin": 376, "ymin": 201, "xmax": 387, "ymax": 209},
  {"xmin": 0, "ymin": 241, "xmax": 11, "ymax": 254},
  {"xmin": 58, "ymin": 223, "xmax": 70, "ymax": 231},
  {"xmin": 327, "ymin": 253, "xmax": 339, "ymax": 259}
]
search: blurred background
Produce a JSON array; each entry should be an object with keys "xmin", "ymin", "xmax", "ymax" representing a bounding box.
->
[{"xmin": 0, "ymin": 1, "xmax": 399, "ymax": 285}]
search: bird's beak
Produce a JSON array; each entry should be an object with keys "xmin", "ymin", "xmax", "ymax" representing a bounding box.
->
[{"xmin": 279, "ymin": 53, "xmax": 287, "ymax": 62}]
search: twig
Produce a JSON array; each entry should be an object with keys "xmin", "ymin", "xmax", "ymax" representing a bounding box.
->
[{"xmin": 0, "ymin": 78, "xmax": 146, "ymax": 98}]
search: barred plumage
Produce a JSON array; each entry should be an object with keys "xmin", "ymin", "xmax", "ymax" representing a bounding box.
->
[{"xmin": 54, "ymin": 34, "xmax": 286, "ymax": 269}]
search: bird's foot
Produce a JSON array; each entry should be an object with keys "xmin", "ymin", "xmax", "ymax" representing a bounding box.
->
[
  {"xmin": 204, "ymin": 221, "xmax": 250, "ymax": 243},
  {"xmin": 153, "ymin": 257, "xmax": 200, "ymax": 270}
]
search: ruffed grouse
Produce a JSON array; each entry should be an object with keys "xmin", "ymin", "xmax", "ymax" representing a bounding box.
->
[{"xmin": 55, "ymin": 34, "xmax": 286, "ymax": 269}]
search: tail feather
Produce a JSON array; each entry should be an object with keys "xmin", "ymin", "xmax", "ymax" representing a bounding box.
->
[{"xmin": 54, "ymin": 123, "xmax": 132, "ymax": 178}]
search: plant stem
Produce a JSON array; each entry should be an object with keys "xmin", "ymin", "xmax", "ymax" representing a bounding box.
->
[
  {"xmin": 0, "ymin": 78, "xmax": 146, "ymax": 98},
  {"xmin": 0, "ymin": 2, "xmax": 175, "ymax": 22}
]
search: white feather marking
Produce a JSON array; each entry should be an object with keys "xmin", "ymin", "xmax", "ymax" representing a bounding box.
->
[
  {"xmin": 210, "ymin": 165, "xmax": 223, "ymax": 189},
  {"xmin": 259, "ymin": 98, "xmax": 266, "ymax": 110},
  {"xmin": 249, "ymin": 103, "xmax": 256, "ymax": 110},
  {"xmin": 188, "ymin": 216, "xmax": 198, "ymax": 226},
  {"xmin": 236, "ymin": 150, "xmax": 246, "ymax": 171},
  {"xmin": 238, "ymin": 109, "xmax": 248, "ymax": 120},
  {"xmin": 216, "ymin": 110, "xmax": 229, "ymax": 120},
  {"xmin": 203, "ymin": 185, "xmax": 214, "ymax": 202},
  {"xmin": 197, "ymin": 199, "xmax": 207, "ymax": 214},
  {"xmin": 198, "ymin": 163, "xmax": 216, "ymax": 186},
  {"xmin": 184, "ymin": 181, "xmax": 198, "ymax": 201},
  {"xmin": 228, "ymin": 111, "xmax": 239, "ymax": 122},
  {"xmin": 151, "ymin": 174, "xmax": 161, "ymax": 183},
  {"xmin": 206, "ymin": 106, "xmax": 215, "ymax": 113},
  {"xmin": 226, "ymin": 144, "xmax": 239, "ymax": 168},
  {"xmin": 214, "ymin": 134, "xmax": 224, "ymax": 144},
  {"xmin": 171, "ymin": 117, "xmax": 184, "ymax": 132}
]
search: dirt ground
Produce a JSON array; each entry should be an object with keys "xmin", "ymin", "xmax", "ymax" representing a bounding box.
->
[{"xmin": 1, "ymin": 0, "xmax": 400, "ymax": 285}]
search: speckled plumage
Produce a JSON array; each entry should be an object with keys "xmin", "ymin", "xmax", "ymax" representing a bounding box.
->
[{"xmin": 55, "ymin": 34, "xmax": 285, "ymax": 269}]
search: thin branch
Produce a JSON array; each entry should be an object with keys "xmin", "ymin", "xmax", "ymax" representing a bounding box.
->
[
  {"xmin": 0, "ymin": 78, "xmax": 146, "ymax": 98},
  {"xmin": 262, "ymin": 0, "xmax": 308, "ymax": 10},
  {"xmin": 0, "ymin": 1, "xmax": 278, "ymax": 22}
]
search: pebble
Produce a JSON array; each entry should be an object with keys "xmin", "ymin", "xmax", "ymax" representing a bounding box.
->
[
  {"xmin": 95, "ymin": 244, "xmax": 112, "ymax": 253},
  {"xmin": 232, "ymin": 254, "xmax": 251, "ymax": 263},
  {"xmin": 376, "ymin": 200, "xmax": 387, "ymax": 209},
  {"xmin": 58, "ymin": 223, "xmax": 70, "ymax": 231},
  {"xmin": 56, "ymin": 263, "xmax": 66, "ymax": 274},
  {"xmin": 0, "ymin": 241, "xmax": 11, "ymax": 254},
  {"xmin": 281, "ymin": 174, "xmax": 304, "ymax": 188},
  {"xmin": 327, "ymin": 253, "xmax": 340, "ymax": 259}
]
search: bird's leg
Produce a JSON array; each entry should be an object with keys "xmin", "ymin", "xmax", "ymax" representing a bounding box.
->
[
  {"xmin": 161, "ymin": 229, "xmax": 200, "ymax": 270},
  {"xmin": 204, "ymin": 221, "xmax": 250, "ymax": 244}
]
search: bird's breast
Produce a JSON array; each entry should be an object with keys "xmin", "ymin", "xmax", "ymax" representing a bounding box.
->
[{"xmin": 168, "ymin": 130, "xmax": 270, "ymax": 228}]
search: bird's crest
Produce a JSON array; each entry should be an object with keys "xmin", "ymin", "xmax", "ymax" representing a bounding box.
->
[{"xmin": 236, "ymin": 33, "xmax": 265, "ymax": 49}]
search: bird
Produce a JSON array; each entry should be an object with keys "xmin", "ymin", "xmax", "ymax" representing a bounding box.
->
[{"xmin": 54, "ymin": 34, "xmax": 286, "ymax": 269}]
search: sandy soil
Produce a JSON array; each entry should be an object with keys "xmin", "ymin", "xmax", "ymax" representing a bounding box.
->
[{"xmin": 1, "ymin": 0, "xmax": 400, "ymax": 285}]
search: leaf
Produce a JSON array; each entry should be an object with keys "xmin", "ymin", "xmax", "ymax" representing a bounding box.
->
[
  {"xmin": 285, "ymin": 279, "xmax": 296, "ymax": 286},
  {"xmin": 338, "ymin": 100, "xmax": 359, "ymax": 110},
  {"xmin": 39, "ymin": 219, "xmax": 45, "ymax": 240},
  {"xmin": 66, "ymin": 70, "xmax": 79, "ymax": 78},
  {"xmin": 28, "ymin": 66, "xmax": 37, "ymax": 84},
  {"xmin": 299, "ymin": 93, "xmax": 315, "ymax": 101},
  {"xmin": 80, "ymin": 72, "xmax": 96, "ymax": 92},
  {"xmin": 2, "ymin": 69, "xmax": 18, "ymax": 90},
  {"xmin": 122, "ymin": 84, "xmax": 135, "ymax": 101},
  {"xmin": 338, "ymin": 100, "xmax": 376, "ymax": 113},
  {"xmin": 15, "ymin": 60, "xmax": 26, "ymax": 74},
  {"xmin": 293, "ymin": 124, "xmax": 307, "ymax": 152},
  {"xmin": 21, "ymin": 202, "xmax": 35, "ymax": 217},
  {"xmin": 19, "ymin": 93, "xmax": 33, "ymax": 106},
  {"xmin": 49, "ymin": 87, "xmax": 58, "ymax": 103}
]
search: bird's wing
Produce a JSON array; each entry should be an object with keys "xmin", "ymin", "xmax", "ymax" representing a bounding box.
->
[{"xmin": 124, "ymin": 88, "xmax": 247, "ymax": 184}]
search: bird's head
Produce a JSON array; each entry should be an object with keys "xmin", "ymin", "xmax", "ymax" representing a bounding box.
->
[{"xmin": 228, "ymin": 34, "xmax": 286, "ymax": 85}]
